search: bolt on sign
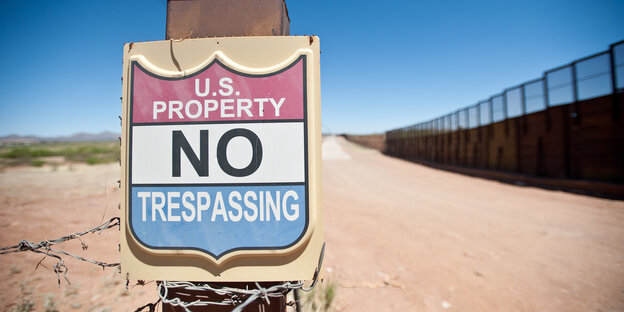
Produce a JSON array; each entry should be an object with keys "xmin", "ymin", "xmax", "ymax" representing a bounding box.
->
[{"xmin": 120, "ymin": 37, "xmax": 323, "ymax": 281}]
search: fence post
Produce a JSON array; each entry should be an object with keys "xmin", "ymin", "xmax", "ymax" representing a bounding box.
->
[
  {"xmin": 162, "ymin": 1, "xmax": 290, "ymax": 311},
  {"xmin": 609, "ymin": 43, "xmax": 622, "ymax": 178},
  {"xmin": 571, "ymin": 63, "xmax": 579, "ymax": 103},
  {"xmin": 436, "ymin": 120, "xmax": 440, "ymax": 161},
  {"xmin": 609, "ymin": 42, "xmax": 620, "ymax": 123},
  {"xmin": 542, "ymin": 76, "xmax": 552, "ymax": 132},
  {"xmin": 502, "ymin": 92, "xmax": 509, "ymax": 138},
  {"xmin": 520, "ymin": 85, "xmax": 527, "ymax": 133},
  {"xmin": 571, "ymin": 63, "xmax": 581, "ymax": 127},
  {"xmin": 478, "ymin": 104, "xmax": 482, "ymax": 126}
]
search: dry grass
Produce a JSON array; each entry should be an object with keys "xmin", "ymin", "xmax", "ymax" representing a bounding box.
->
[{"xmin": 297, "ymin": 279, "xmax": 337, "ymax": 312}]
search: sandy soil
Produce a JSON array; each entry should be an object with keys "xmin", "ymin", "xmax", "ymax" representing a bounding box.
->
[
  {"xmin": 0, "ymin": 164, "xmax": 155, "ymax": 312},
  {"xmin": 0, "ymin": 136, "xmax": 623, "ymax": 311},
  {"xmin": 322, "ymin": 136, "xmax": 624, "ymax": 312}
]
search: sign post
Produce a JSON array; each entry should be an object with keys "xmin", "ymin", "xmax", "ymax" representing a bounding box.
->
[{"xmin": 120, "ymin": 1, "xmax": 322, "ymax": 310}]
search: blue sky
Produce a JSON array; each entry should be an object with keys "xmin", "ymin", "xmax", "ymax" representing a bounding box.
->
[{"xmin": 0, "ymin": 0, "xmax": 622, "ymax": 136}]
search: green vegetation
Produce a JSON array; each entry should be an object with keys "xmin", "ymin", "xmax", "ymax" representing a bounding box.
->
[
  {"xmin": 2, "ymin": 147, "xmax": 54, "ymax": 158},
  {"xmin": 44, "ymin": 294, "xmax": 59, "ymax": 312},
  {"xmin": 0, "ymin": 141, "xmax": 120, "ymax": 168},
  {"xmin": 12, "ymin": 284, "xmax": 35, "ymax": 312},
  {"xmin": 11, "ymin": 298, "xmax": 34, "ymax": 312},
  {"xmin": 85, "ymin": 156, "xmax": 105, "ymax": 165},
  {"xmin": 29, "ymin": 159, "xmax": 45, "ymax": 167}
]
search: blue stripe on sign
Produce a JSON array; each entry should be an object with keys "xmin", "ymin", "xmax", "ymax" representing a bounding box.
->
[{"xmin": 130, "ymin": 185, "xmax": 306, "ymax": 257}]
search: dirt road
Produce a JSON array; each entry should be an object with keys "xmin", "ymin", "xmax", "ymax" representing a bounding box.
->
[
  {"xmin": 322, "ymin": 136, "xmax": 624, "ymax": 311},
  {"xmin": 0, "ymin": 136, "xmax": 623, "ymax": 311}
]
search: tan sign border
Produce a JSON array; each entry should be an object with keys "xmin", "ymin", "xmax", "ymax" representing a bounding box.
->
[{"xmin": 120, "ymin": 36, "xmax": 323, "ymax": 281}]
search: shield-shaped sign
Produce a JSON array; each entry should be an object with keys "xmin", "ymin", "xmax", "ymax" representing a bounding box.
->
[{"xmin": 120, "ymin": 36, "xmax": 323, "ymax": 282}]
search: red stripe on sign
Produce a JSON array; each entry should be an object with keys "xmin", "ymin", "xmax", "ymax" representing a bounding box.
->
[{"xmin": 131, "ymin": 58, "xmax": 304, "ymax": 123}]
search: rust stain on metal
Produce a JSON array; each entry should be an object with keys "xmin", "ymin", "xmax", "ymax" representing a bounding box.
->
[
  {"xmin": 173, "ymin": 30, "xmax": 193, "ymax": 42},
  {"xmin": 309, "ymin": 35, "xmax": 314, "ymax": 45}
]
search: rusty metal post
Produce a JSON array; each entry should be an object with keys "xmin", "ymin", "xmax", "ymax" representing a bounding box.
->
[
  {"xmin": 166, "ymin": 0, "xmax": 289, "ymax": 39},
  {"xmin": 161, "ymin": 1, "xmax": 290, "ymax": 311}
]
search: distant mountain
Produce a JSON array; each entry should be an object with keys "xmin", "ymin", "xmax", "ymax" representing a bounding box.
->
[
  {"xmin": 0, "ymin": 131, "xmax": 120, "ymax": 144},
  {"xmin": 52, "ymin": 131, "xmax": 120, "ymax": 142},
  {"xmin": 0, "ymin": 134, "xmax": 41, "ymax": 144}
]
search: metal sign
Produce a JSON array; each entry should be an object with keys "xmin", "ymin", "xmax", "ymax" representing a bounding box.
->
[{"xmin": 120, "ymin": 37, "xmax": 322, "ymax": 281}]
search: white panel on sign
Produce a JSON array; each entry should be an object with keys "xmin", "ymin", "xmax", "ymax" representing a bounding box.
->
[{"xmin": 131, "ymin": 123, "xmax": 305, "ymax": 184}]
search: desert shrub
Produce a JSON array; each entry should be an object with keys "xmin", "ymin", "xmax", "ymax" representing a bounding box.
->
[
  {"xmin": 11, "ymin": 298, "xmax": 34, "ymax": 312},
  {"xmin": 0, "ymin": 142, "xmax": 119, "ymax": 166},
  {"xmin": 1, "ymin": 147, "xmax": 55, "ymax": 158},
  {"xmin": 44, "ymin": 294, "xmax": 59, "ymax": 312},
  {"xmin": 30, "ymin": 159, "xmax": 45, "ymax": 167},
  {"xmin": 85, "ymin": 156, "xmax": 103, "ymax": 165}
]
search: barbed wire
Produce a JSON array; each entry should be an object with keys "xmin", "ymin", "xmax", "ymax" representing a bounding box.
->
[
  {"xmin": 1, "ymin": 215, "xmax": 325, "ymax": 312},
  {"xmin": 0, "ymin": 216, "xmax": 162, "ymax": 312},
  {"xmin": 158, "ymin": 281, "xmax": 301, "ymax": 312},
  {"xmin": 0, "ymin": 217, "xmax": 121, "ymax": 285},
  {"xmin": 133, "ymin": 298, "xmax": 162, "ymax": 312},
  {"xmin": 156, "ymin": 242, "xmax": 325, "ymax": 312}
]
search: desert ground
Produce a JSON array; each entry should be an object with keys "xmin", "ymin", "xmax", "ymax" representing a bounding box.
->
[{"xmin": 1, "ymin": 136, "xmax": 623, "ymax": 311}]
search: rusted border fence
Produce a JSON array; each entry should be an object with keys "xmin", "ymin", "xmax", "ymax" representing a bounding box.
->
[{"xmin": 380, "ymin": 40, "xmax": 624, "ymax": 183}]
